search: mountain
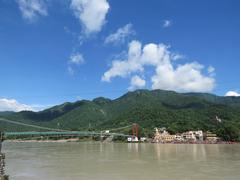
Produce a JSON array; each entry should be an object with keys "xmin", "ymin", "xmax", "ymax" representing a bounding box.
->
[
  {"xmin": 184, "ymin": 92, "xmax": 240, "ymax": 106},
  {"xmin": 1, "ymin": 89, "xmax": 240, "ymax": 141},
  {"xmin": 0, "ymin": 111, "xmax": 14, "ymax": 116}
]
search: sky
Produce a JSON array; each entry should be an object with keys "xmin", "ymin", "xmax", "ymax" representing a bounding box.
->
[{"xmin": 0, "ymin": 0, "xmax": 240, "ymax": 112}]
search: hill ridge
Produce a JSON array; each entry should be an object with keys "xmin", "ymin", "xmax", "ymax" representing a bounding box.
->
[{"xmin": 1, "ymin": 89, "xmax": 240, "ymax": 141}]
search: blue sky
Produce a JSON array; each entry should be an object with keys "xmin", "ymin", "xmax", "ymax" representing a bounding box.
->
[{"xmin": 0, "ymin": 0, "xmax": 240, "ymax": 111}]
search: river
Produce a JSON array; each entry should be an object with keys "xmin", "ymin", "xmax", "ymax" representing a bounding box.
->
[{"xmin": 3, "ymin": 142, "xmax": 240, "ymax": 180}]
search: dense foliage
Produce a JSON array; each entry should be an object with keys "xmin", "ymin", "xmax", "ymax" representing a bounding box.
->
[{"xmin": 1, "ymin": 89, "xmax": 240, "ymax": 141}]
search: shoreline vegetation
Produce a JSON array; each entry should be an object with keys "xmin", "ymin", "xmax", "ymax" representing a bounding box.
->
[{"xmin": 5, "ymin": 138, "xmax": 239, "ymax": 144}]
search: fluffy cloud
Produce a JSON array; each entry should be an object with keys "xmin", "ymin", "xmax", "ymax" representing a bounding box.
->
[
  {"xmin": 129, "ymin": 75, "xmax": 146, "ymax": 90},
  {"xmin": 0, "ymin": 98, "xmax": 34, "ymax": 112},
  {"xmin": 68, "ymin": 52, "xmax": 84, "ymax": 75},
  {"xmin": 102, "ymin": 41, "xmax": 143, "ymax": 81},
  {"xmin": 102, "ymin": 40, "xmax": 215, "ymax": 92},
  {"xmin": 70, "ymin": 0, "xmax": 110, "ymax": 34},
  {"xmin": 69, "ymin": 52, "xmax": 84, "ymax": 65},
  {"xmin": 171, "ymin": 53, "xmax": 185, "ymax": 61},
  {"xmin": 16, "ymin": 0, "xmax": 48, "ymax": 22},
  {"xmin": 225, "ymin": 91, "xmax": 240, "ymax": 97},
  {"xmin": 151, "ymin": 62, "xmax": 215, "ymax": 92},
  {"xmin": 163, "ymin": 20, "xmax": 172, "ymax": 28},
  {"xmin": 208, "ymin": 66, "xmax": 215, "ymax": 73},
  {"xmin": 105, "ymin": 23, "xmax": 135, "ymax": 45}
]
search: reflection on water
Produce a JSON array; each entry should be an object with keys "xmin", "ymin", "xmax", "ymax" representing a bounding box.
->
[{"xmin": 3, "ymin": 142, "xmax": 240, "ymax": 180}]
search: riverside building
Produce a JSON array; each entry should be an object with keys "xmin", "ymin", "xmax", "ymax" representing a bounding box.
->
[{"xmin": 153, "ymin": 128, "xmax": 205, "ymax": 143}]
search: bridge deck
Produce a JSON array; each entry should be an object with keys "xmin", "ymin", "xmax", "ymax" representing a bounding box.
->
[{"xmin": 4, "ymin": 131, "xmax": 130, "ymax": 137}]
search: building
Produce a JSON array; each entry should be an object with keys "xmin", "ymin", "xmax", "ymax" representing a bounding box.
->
[
  {"xmin": 194, "ymin": 130, "xmax": 203, "ymax": 141},
  {"xmin": 127, "ymin": 136, "xmax": 139, "ymax": 142},
  {"xmin": 175, "ymin": 134, "xmax": 184, "ymax": 142},
  {"xmin": 182, "ymin": 130, "xmax": 203, "ymax": 142},
  {"xmin": 153, "ymin": 128, "xmax": 161, "ymax": 143},
  {"xmin": 153, "ymin": 128, "xmax": 176, "ymax": 143},
  {"xmin": 161, "ymin": 134, "xmax": 176, "ymax": 143},
  {"xmin": 140, "ymin": 137, "xmax": 147, "ymax": 142},
  {"xmin": 153, "ymin": 128, "xmax": 205, "ymax": 143},
  {"xmin": 205, "ymin": 131, "xmax": 219, "ymax": 142},
  {"xmin": 182, "ymin": 131, "xmax": 197, "ymax": 141}
]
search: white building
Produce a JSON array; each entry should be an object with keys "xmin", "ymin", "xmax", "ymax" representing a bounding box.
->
[
  {"xmin": 194, "ymin": 130, "xmax": 203, "ymax": 141},
  {"xmin": 140, "ymin": 137, "xmax": 147, "ymax": 142},
  {"xmin": 127, "ymin": 136, "xmax": 139, "ymax": 142},
  {"xmin": 182, "ymin": 130, "xmax": 203, "ymax": 142},
  {"xmin": 175, "ymin": 134, "xmax": 184, "ymax": 142},
  {"xmin": 182, "ymin": 131, "xmax": 196, "ymax": 141}
]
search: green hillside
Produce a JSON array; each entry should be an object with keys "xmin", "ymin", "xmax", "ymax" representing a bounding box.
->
[{"xmin": 1, "ymin": 89, "xmax": 240, "ymax": 141}]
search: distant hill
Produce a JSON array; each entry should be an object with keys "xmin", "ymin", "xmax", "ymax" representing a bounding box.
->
[
  {"xmin": 0, "ymin": 111, "xmax": 14, "ymax": 116},
  {"xmin": 1, "ymin": 89, "xmax": 240, "ymax": 141}
]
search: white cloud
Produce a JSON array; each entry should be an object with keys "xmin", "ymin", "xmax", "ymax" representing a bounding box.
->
[
  {"xmin": 171, "ymin": 53, "xmax": 185, "ymax": 61},
  {"xmin": 68, "ymin": 66, "xmax": 75, "ymax": 75},
  {"xmin": 0, "ymin": 98, "xmax": 34, "ymax": 112},
  {"xmin": 163, "ymin": 20, "xmax": 172, "ymax": 28},
  {"xmin": 151, "ymin": 62, "xmax": 215, "ymax": 92},
  {"xmin": 208, "ymin": 66, "xmax": 215, "ymax": 73},
  {"xmin": 105, "ymin": 23, "xmax": 135, "ymax": 45},
  {"xmin": 16, "ymin": 0, "xmax": 48, "ymax": 22},
  {"xmin": 101, "ymin": 41, "xmax": 143, "ymax": 82},
  {"xmin": 129, "ymin": 75, "xmax": 146, "ymax": 90},
  {"xmin": 68, "ymin": 52, "xmax": 84, "ymax": 75},
  {"xmin": 207, "ymin": 65, "xmax": 216, "ymax": 77},
  {"xmin": 69, "ymin": 52, "xmax": 84, "ymax": 65},
  {"xmin": 102, "ymin": 40, "xmax": 215, "ymax": 93},
  {"xmin": 70, "ymin": 0, "xmax": 110, "ymax": 34},
  {"xmin": 225, "ymin": 91, "xmax": 240, "ymax": 97}
]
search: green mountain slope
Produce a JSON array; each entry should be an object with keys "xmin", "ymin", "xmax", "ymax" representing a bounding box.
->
[{"xmin": 1, "ymin": 89, "xmax": 240, "ymax": 141}]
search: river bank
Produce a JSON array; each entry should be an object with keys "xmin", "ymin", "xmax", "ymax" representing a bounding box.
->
[
  {"xmin": 5, "ymin": 138, "xmax": 239, "ymax": 144},
  {"xmin": 5, "ymin": 138, "xmax": 80, "ymax": 143}
]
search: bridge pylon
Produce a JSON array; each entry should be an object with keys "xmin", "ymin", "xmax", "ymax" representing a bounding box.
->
[{"xmin": 132, "ymin": 123, "xmax": 139, "ymax": 138}]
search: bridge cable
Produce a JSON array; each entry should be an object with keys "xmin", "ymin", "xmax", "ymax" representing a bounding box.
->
[
  {"xmin": 0, "ymin": 118, "xmax": 69, "ymax": 132},
  {"xmin": 0, "ymin": 118, "xmax": 135, "ymax": 137},
  {"xmin": 104, "ymin": 125, "xmax": 133, "ymax": 132}
]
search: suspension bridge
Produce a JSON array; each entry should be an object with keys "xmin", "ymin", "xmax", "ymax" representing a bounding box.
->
[
  {"xmin": 0, "ymin": 117, "xmax": 140, "ymax": 180},
  {"xmin": 0, "ymin": 118, "xmax": 138, "ymax": 140}
]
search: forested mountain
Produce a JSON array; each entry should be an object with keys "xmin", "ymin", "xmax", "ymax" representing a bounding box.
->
[{"xmin": 1, "ymin": 89, "xmax": 240, "ymax": 141}]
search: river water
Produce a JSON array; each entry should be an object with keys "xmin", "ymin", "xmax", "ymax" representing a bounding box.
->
[{"xmin": 3, "ymin": 142, "xmax": 240, "ymax": 180}]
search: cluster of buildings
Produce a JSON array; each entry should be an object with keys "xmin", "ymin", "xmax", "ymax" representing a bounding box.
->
[
  {"xmin": 152, "ymin": 127, "xmax": 220, "ymax": 143},
  {"xmin": 126, "ymin": 126, "xmax": 220, "ymax": 143}
]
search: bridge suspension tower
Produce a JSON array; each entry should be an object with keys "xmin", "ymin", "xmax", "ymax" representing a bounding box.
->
[{"xmin": 132, "ymin": 123, "xmax": 139, "ymax": 138}]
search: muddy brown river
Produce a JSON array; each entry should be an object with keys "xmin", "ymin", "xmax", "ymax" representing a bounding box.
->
[{"xmin": 3, "ymin": 142, "xmax": 240, "ymax": 180}]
